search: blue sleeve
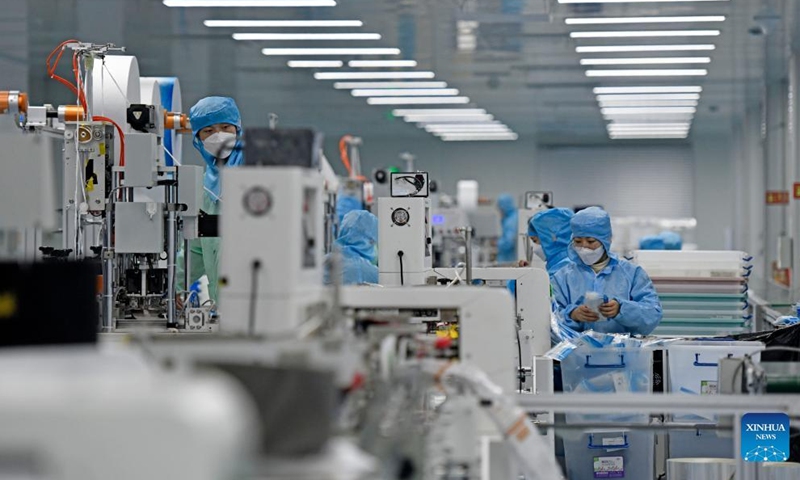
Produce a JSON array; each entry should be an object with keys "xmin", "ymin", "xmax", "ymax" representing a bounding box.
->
[
  {"xmin": 612, "ymin": 265, "xmax": 663, "ymax": 335},
  {"xmin": 552, "ymin": 269, "xmax": 584, "ymax": 332},
  {"xmin": 497, "ymin": 213, "xmax": 518, "ymax": 256}
]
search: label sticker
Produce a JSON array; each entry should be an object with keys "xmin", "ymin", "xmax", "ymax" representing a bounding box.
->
[
  {"xmin": 594, "ymin": 456, "xmax": 624, "ymax": 478},
  {"xmin": 700, "ymin": 381, "xmax": 718, "ymax": 395},
  {"xmin": 602, "ymin": 436, "xmax": 627, "ymax": 453}
]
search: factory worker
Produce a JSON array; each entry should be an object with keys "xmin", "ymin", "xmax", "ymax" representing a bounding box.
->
[
  {"xmin": 660, "ymin": 231, "xmax": 683, "ymax": 250},
  {"xmin": 552, "ymin": 207, "xmax": 662, "ymax": 336},
  {"xmin": 639, "ymin": 235, "xmax": 666, "ymax": 250},
  {"xmin": 324, "ymin": 210, "xmax": 379, "ymax": 285},
  {"xmin": 176, "ymin": 96, "xmax": 244, "ymax": 304},
  {"xmin": 336, "ymin": 194, "xmax": 363, "ymax": 224},
  {"xmin": 496, "ymin": 194, "xmax": 518, "ymax": 263},
  {"xmin": 530, "ymin": 208, "xmax": 574, "ymax": 277}
]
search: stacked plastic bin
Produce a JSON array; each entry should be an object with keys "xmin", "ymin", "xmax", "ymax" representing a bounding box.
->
[
  {"xmin": 560, "ymin": 345, "xmax": 654, "ymax": 480},
  {"xmin": 631, "ymin": 251, "xmax": 753, "ymax": 337}
]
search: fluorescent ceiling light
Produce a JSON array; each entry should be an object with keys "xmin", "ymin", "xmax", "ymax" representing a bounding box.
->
[
  {"xmin": 235, "ymin": 33, "xmax": 380, "ymax": 40},
  {"xmin": 262, "ymin": 48, "xmax": 400, "ymax": 56},
  {"xmin": 566, "ymin": 16, "xmax": 725, "ymax": 25},
  {"xmin": 594, "ymin": 86, "xmax": 702, "ymax": 94},
  {"xmin": 560, "ymin": 0, "xmax": 729, "ymax": 3},
  {"xmin": 287, "ymin": 60, "xmax": 343, "ymax": 68},
  {"xmin": 602, "ymin": 107, "xmax": 697, "ymax": 114},
  {"xmin": 334, "ymin": 82, "xmax": 448, "ymax": 89},
  {"xmin": 586, "ymin": 69, "xmax": 708, "ymax": 77},
  {"xmin": 366, "ymin": 97, "xmax": 470, "ymax": 105},
  {"xmin": 596, "ymin": 94, "xmax": 701, "ymax": 101},
  {"xmin": 439, "ymin": 133, "xmax": 519, "ymax": 142},
  {"xmin": 205, "ymin": 20, "xmax": 361, "ymax": 27},
  {"xmin": 425, "ymin": 124, "xmax": 510, "ymax": 132},
  {"xmin": 609, "ymin": 126, "xmax": 691, "ymax": 132},
  {"xmin": 581, "ymin": 57, "xmax": 711, "ymax": 65},
  {"xmin": 393, "ymin": 109, "xmax": 487, "ymax": 116},
  {"xmin": 610, "ymin": 133, "xmax": 689, "ymax": 139},
  {"xmin": 404, "ymin": 115, "xmax": 496, "ymax": 123},
  {"xmin": 608, "ymin": 123, "xmax": 691, "ymax": 128},
  {"xmin": 577, "ymin": 44, "xmax": 715, "ymax": 53},
  {"xmin": 165, "ymin": 0, "xmax": 335, "ymax": 6},
  {"xmin": 315, "ymin": 71, "xmax": 434, "ymax": 79},
  {"xmin": 599, "ymin": 100, "xmax": 699, "ymax": 107},
  {"xmin": 348, "ymin": 60, "xmax": 417, "ymax": 67},
  {"xmin": 571, "ymin": 30, "xmax": 720, "ymax": 38},
  {"xmin": 352, "ymin": 89, "xmax": 459, "ymax": 97}
]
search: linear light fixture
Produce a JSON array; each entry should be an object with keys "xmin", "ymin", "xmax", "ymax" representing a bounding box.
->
[
  {"xmin": 566, "ymin": 16, "xmax": 726, "ymax": 25},
  {"xmin": 366, "ymin": 96, "xmax": 470, "ymax": 105},
  {"xmin": 334, "ymin": 82, "xmax": 448, "ymax": 89},
  {"xmin": 404, "ymin": 115, "xmax": 496, "ymax": 123},
  {"xmin": 594, "ymin": 86, "xmax": 702, "ymax": 94},
  {"xmin": 439, "ymin": 133, "xmax": 519, "ymax": 141},
  {"xmin": 586, "ymin": 69, "xmax": 708, "ymax": 77},
  {"xmin": 596, "ymin": 94, "xmax": 701, "ymax": 101},
  {"xmin": 610, "ymin": 133, "xmax": 689, "ymax": 139},
  {"xmin": 425, "ymin": 124, "xmax": 510, "ymax": 132},
  {"xmin": 608, "ymin": 126, "xmax": 691, "ymax": 132},
  {"xmin": 287, "ymin": 60, "xmax": 343, "ymax": 68},
  {"xmin": 577, "ymin": 44, "xmax": 715, "ymax": 53},
  {"xmin": 560, "ymin": 0, "xmax": 729, "ymax": 3},
  {"xmin": 352, "ymin": 89, "xmax": 459, "ymax": 97},
  {"xmin": 572, "ymin": 30, "xmax": 720, "ymax": 38},
  {"xmin": 165, "ymin": 0, "xmax": 336, "ymax": 6},
  {"xmin": 599, "ymin": 100, "xmax": 699, "ymax": 107},
  {"xmin": 602, "ymin": 107, "xmax": 697, "ymax": 114},
  {"xmin": 315, "ymin": 71, "xmax": 435, "ymax": 79},
  {"xmin": 235, "ymin": 33, "xmax": 381, "ymax": 40},
  {"xmin": 262, "ymin": 48, "xmax": 400, "ymax": 56},
  {"xmin": 581, "ymin": 57, "xmax": 711, "ymax": 65},
  {"xmin": 348, "ymin": 60, "xmax": 417, "ymax": 67},
  {"xmin": 205, "ymin": 20, "xmax": 361, "ymax": 27},
  {"xmin": 394, "ymin": 109, "xmax": 487, "ymax": 116},
  {"xmin": 608, "ymin": 123, "xmax": 692, "ymax": 128}
]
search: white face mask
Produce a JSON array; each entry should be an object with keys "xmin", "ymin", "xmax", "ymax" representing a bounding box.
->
[
  {"xmin": 576, "ymin": 246, "xmax": 605, "ymax": 266},
  {"xmin": 531, "ymin": 242, "xmax": 546, "ymax": 261},
  {"xmin": 202, "ymin": 132, "xmax": 237, "ymax": 160}
]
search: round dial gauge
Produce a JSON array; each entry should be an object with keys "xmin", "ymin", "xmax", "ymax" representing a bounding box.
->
[
  {"xmin": 243, "ymin": 187, "xmax": 272, "ymax": 216},
  {"xmin": 391, "ymin": 208, "xmax": 410, "ymax": 226}
]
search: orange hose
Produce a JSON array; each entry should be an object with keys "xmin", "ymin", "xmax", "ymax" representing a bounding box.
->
[
  {"xmin": 72, "ymin": 51, "xmax": 88, "ymax": 112},
  {"xmin": 46, "ymin": 39, "xmax": 81, "ymax": 100},
  {"xmin": 339, "ymin": 135, "xmax": 353, "ymax": 175},
  {"xmin": 93, "ymin": 116, "xmax": 125, "ymax": 167}
]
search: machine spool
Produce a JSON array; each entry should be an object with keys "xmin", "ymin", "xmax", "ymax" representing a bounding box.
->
[{"xmin": 0, "ymin": 91, "xmax": 29, "ymax": 115}]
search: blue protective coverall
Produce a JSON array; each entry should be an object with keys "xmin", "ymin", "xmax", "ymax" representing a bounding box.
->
[
  {"xmin": 552, "ymin": 207, "xmax": 663, "ymax": 336},
  {"xmin": 497, "ymin": 194, "xmax": 518, "ymax": 263},
  {"xmin": 531, "ymin": 208, "xmax": 574, "ymax": 277},
  {"xmin": 660, "ymin": 231, "xmax": 683, "ymax": 250},
  {"xmin": 639, "ymin": 235, "xmax": 666, "ymax": 250},
  {"xmin": 336, "ymin": 194, "xmax": 363, "ymax": 224},
  {"xmin": 324, "ymin": 210, "xmax": 379, "ymax": 285},
  {"xmin": 176, "ymin": 96, "xmax": 244, "ymax": 302}
]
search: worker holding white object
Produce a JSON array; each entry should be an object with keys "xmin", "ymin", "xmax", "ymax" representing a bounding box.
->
[
  {"xmin": 552, "ymin": 207, "xmax": 662, "ymax": 335},
  {"xmin": 177, "ymin": 96, "xmax": 244, "ymax": 304}
]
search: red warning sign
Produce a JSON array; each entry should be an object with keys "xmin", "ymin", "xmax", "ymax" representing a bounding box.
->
[{"xmin": 767, "ymin": 191, "xmax": 790, "ymax": 205}]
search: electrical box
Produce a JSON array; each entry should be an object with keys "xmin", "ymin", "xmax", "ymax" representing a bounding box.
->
[
  {"xmin": 124, "ymin": 133, "xmax": 158, "ymax": 188},
  {"xmin": 378, "ymin": 197, "xmax": 432, "ymax": 286},
  {"xmin": 390, "ymin": 171, "xmax": 429, "ymax": 198},
  {"xmin": 114, "ymin": 202, "xmax": 164, "ymax": 253},
  {"xmin": 243, "ymin": 128, "xmax": 323, "ymax": 168}
]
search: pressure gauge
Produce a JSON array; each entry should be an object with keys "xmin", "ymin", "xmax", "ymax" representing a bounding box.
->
[
  {"xmin": 243, "ymin": 187, "xmax": 272, "ymax": 216},
  {"xmin": 391, "ymin": 208, "xmax": 410, "ymax": 226}
]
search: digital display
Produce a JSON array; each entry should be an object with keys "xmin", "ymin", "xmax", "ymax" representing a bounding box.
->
[{"xmin": 431, "ymin": 214, "xmax": 445, "ymax": 225}]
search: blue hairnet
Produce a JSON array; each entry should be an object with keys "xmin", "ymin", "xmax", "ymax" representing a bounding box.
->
[
  {"xmin": 533, "ymin": 208, "xmax": 574, "ymax": 272},
  {"xmin": 336, "ymin": 210, "xmax": 378, "ymax": 261},
  {"xmin": 570, "ymin": 206, "xmax": 613, "ymax": 255},
  {"xmin": 189, "ymin": 96, "xmax": 244, "ymax": 202},
  {"xmin": 336, "ymin": 195, "xmax": 363, "ymax": 224},
  {"xmin": 497, "ymin": 194, "xmax": 517, "ymax": 217},
  {"xmin": 639, "ymin": 235, "xmax": 666, "ymax": 250},
  {"xmin": 659, "ymin": 231, "xmax": 683, "ymax": 250}
]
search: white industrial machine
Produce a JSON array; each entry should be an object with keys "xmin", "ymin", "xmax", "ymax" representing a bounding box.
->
[
  {"xmin": 378, "ymin": 172, "xmax": 433, "ymax": 286},
  {"xmin": 219, "ymin": 166, "xmax": 327, "ymax": 336},
  {"xmin": 516, "ymin": 191, "xmax": 552, "ymax": 263}
]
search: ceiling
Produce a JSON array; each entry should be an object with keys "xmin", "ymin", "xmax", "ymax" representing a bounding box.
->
[{"xmin": 10, "ymin": 0, "xmax": 783, "ymax": 145}]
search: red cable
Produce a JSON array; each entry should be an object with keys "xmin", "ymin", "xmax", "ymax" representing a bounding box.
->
[
  {"xmin": 339, "ymin": 135, "xmax": 353, "ymax": 175},
  {"xmin": 46, "ymin": 39, "xmax": 81, "ymax": 100},
  {"xmin": 93, "ymin": 116, "xmax": 125, "ymax": 167}
]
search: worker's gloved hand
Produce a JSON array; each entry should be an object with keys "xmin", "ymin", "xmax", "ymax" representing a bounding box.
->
[
  {"xmin": 599, "ymin": 299, "xmax": 620, "ymax": 319},
  {"xmin": 571, "ymin": 305, "xmax": 600, "ymax": 323}
]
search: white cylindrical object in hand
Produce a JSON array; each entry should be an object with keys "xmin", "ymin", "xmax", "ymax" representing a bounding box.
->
[
  {"xmin": 584, "ymin": 291, "xmax": 606, "ymax": 321},
  {"xmin": 198, "ymin": 275, "xmax": 211, "ymax": 306},
  {"xmin": 457, "ymin": 180, "xmax": 479, "ymax": 210}
]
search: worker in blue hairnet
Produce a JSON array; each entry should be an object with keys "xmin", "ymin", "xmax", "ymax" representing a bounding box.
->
[
  {"xmin": 176, "ymin": 96, "xmax": 244, "ymax": 305},
  {"xmin": 325, "ymin": 210, "xmax": 379, "ymax": 285},
  {"xmin": 660, "ymin": 231, "xmax": 683, "ymax": 250},
  {"xmin": 530, "ymin": 208, "xmax": 574, "ymax": 277},
  {"xmin": 496, "ymin": 194, "xmax": 518, "ymax": 263},
  {"xmin": 552, "ymin": 207, "xmax": 662, "ymax": 335},
  {"xmin": 639, "ymin": 235, "xmax": 666, "ymax": 250},
  {"xmin": 336, "ymin": 194, "xmax": 363, "ymax": 224}
]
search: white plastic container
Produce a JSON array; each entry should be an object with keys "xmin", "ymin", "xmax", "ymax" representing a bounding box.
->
[{"xmin": 456, "ymin": 180, "xmax": 479, "ymax": 210}]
